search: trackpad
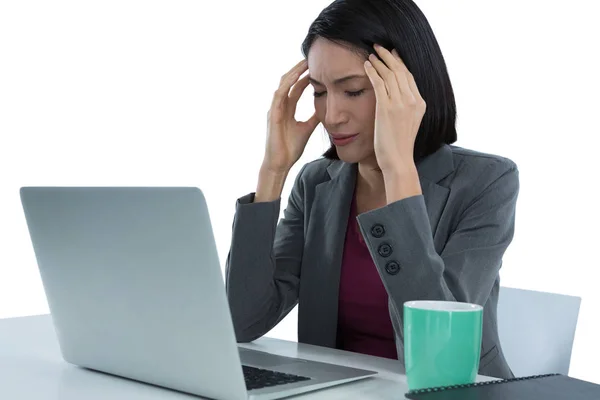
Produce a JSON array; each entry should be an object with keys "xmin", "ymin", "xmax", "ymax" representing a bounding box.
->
[{"xmin": 238, "ymin": 347, "xmax": 308, "ymax": 369}]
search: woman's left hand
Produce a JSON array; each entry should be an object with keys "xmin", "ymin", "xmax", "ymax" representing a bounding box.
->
[{"xmin": 364, "ymin": 44, "xmax": 427, "ymax": 175}]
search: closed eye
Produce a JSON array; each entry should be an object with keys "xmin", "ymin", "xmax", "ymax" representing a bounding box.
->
[{"xmin": 313, "ymin": 89, "xmax": 365, "ymax": 98}]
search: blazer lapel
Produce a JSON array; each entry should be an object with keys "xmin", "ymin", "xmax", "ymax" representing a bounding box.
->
[
  {"xmin": 298, "ymin": 161, "xmax": 357, "ymax": 348},
  {"xmin": 416, "ymin": 145, "xmax": 454, "ymax": 238},
  {"xmin": 298, "ymin": 145, "xmax": 455, "ymax": 348}
]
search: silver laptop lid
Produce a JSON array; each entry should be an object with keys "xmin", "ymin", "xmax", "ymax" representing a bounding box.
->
[{"xmin": 20, "ymin": 187, "xmax": 248, "ymax": 400}]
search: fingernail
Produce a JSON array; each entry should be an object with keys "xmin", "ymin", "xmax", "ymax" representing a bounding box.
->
[{"xmin": 365, "ymin": 60, "xmax": 372, "ymax": 68}]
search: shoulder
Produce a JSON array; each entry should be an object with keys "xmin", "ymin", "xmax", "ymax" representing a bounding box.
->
[
  {"xmin": 294, "ymin": 157, "xmax": 336, "ymax": 186},
  {"xmin": 445, "ymin": 146, "xmax": 519, "ymax": 210},
  {"xmin": 450, "ymin": 145, "xmax": 517, "ymax": 173},
  {"xmin": 285, "ymin": 158, "xmax": 334, "ymax": 212},
  {"xmin": 448, "ymin": 145, "xmax": 518, "ymax": 188}
]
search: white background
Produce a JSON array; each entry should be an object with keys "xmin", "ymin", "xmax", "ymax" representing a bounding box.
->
[{"xmin": 1, "ymin": 0, "xmax": 599, "ymax": 384}]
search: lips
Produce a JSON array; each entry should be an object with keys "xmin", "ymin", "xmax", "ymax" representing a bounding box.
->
[
  {"xmin": 330, "ymin": 133, "xmax": 359, "ymax": 146},
  {"xmin": 330, "ymin": 133, "xmax": 358, "ymax": 139}
]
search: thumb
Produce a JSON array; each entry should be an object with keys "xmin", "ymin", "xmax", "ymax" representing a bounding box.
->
[{"xmin": 300, "ymin": 112, "xmax": 320, "ymax": 133}]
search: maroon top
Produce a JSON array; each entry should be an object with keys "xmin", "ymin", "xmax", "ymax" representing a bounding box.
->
[{"xmin": 336, "ymin": 196, "xmax": 398, "ymax": 360}]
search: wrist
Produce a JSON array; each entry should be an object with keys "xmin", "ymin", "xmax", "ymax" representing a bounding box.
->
[
  {"xmin": 259, "ymin": 162, "xmax": 291, "ymax": 177},
  {"xmin": 381, "ymin": 158, "xmax": 417, "ymax": 178},
  {"xmin": 382, "ymin": 163, "xmax": 422, "ymax": 204},
  {"xmin": 255, "ymin": 166, "xmax": 289, "ymax": 203}
]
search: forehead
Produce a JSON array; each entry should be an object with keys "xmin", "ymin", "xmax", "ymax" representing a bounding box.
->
[{"xmin": 307, "ymin": 38, "xmax": 365, "ymax": 78}]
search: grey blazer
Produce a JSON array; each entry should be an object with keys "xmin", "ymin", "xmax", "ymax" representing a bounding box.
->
[{"xmin": 225, "ymin": 144, "xmax": 519, "ymax": 379}]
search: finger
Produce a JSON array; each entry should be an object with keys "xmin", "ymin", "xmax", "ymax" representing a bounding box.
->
[
  {"xmin": 289, "ymin": 73, "xmax": 310, "ymax": 105},
  {"xmin": 281, "ymin": 59, "xmax": 308, "ymax": 83},
  {"xmin": 374, "ymin": 45, "xmax": 413, "ymax": 102},
  {"xmin": 367, "ymin": 52, "xmax": 400, "ymax": 100},
  {"xmin": 288, "ymin": 74, "xmax": 311, "ymax": 117},
  {"xmin": 373, "ymin": 45, "xmax": 410, "ymax": 101},
  {"xmin": 391, "ymin": 49, "xmax": 421, "ymax": 100},
  {"xmin": 392, "ymin": 49, "xmax": 425, "ymax": 104},
  {"xmin": 364, "ymin": 60, "xmax": 388, "ymax": 104},
  {"xmin": 406, "ymin": 72, "xmax": 425, "ymax": 106},
  {"xmin": 272, "ymin": 60, "xmax": 308, "ymax": 111},
  {"xmin": 281, "ymin": 59, "xmax": 309, "ymax": 92},
  {"xmin": 298, "ymin": 111, "xmax": 320, "ymax": 133}
]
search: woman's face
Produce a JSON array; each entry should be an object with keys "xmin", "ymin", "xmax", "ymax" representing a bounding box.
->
[{"xmin": 307, "ymin": 38, "xmax": 377, "ymax": 164}]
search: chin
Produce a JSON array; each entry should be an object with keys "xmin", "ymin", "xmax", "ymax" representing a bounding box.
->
[{"xmin": 334, "ymin": 146, "xmax": 370, "ymax": 164}]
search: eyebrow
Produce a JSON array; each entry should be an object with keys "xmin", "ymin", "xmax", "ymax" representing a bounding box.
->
[{"xmin": 308, "ymin": 74, "xmax": 367, "ymax": 86}]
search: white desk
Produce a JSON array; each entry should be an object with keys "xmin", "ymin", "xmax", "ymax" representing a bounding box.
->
[{"xmin": 0, "ymin": 315, "xmax": 495, "ymax": 399}]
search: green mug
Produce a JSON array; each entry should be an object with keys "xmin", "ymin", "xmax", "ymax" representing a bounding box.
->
[{"xmin": 404, "ymin": 300, "xmax": 483, "ymax": 391}]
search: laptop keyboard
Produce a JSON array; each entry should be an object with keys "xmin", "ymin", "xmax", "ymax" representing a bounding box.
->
[{"xmin": 242, "ymin": 365, "xmax": 311, "ymax": 390}]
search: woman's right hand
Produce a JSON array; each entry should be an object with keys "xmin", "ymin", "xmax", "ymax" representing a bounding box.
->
[{"xmin": 262, "ymin": 59, "xmax": 320, "ymax": 174}]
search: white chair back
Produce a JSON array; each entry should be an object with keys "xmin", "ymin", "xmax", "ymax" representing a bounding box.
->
[{"xmin": 497, "ymin": 286, "xmax": 581, "ymax": 377}]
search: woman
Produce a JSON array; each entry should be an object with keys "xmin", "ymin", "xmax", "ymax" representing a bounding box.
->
[{"xmin": 225, "ymin": 0, "xmax": 518, "ymax": 379}]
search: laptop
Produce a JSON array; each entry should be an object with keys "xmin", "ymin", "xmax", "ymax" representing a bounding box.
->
[{"xmin": 19, "ymin": 186, "xmax": 377, "ymax": 400}]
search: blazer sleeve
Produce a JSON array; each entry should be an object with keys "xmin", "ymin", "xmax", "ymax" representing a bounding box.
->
[
  {"xmin": 224, "ymin": 164, "xmax": 307, "ymax": 342},
  {"xmin": 355, "ymin": 161, "xmax": 519, "ymax": 342}
]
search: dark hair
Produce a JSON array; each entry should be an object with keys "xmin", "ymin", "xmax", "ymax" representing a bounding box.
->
[{"xmin": 301, "ymin": 0, "xmax": 457, "ymax": 162}]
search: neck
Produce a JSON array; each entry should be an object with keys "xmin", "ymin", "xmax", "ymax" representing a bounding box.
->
[{"xmin": 356, "ymin": 155, "xmax": 386, "ymax": 196}]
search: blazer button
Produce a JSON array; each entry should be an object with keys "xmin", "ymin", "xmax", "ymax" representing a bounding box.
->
[
  {"xmin": 385, "ymin": 261, "xmax": 401, "ymax": 275},
  {"xmin": 371, "ymin": 224, "xmax": 385, "ymax": 238},
  {"xmin": 378, "ymin": 243, "xmax": 393, "ymax": 257}
]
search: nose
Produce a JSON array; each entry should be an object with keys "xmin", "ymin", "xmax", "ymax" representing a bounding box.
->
[{"xmin": 324, "ymin": 94, "xmax": 348, "ymax": 126}]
